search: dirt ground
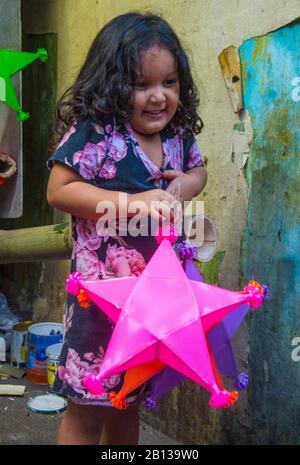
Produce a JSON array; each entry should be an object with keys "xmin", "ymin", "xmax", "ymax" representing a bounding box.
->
[{"xmin": 0, "ymin": 375, "xmax": 181, "ymax": 445}]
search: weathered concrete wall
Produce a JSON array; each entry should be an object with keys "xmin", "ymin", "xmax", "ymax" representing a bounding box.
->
[
  {"xmin": 17, "ymin": 0, "xmax": 300, "ymax": 444},
  {"xmin": 240, "ymin": 23, "xmax": 300, "ymax": 444}
]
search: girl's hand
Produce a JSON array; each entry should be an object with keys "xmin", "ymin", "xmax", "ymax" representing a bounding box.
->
[
  {"xmin": 129, "ymin": 189, "xmax": 175, "ymax": 222},
  {"xmin": 164, "ymin": 167, "xmax": 207, "ymax": 201},
  {"xmin": 164, "ymin": 170, "xmax": 190, "ymax": 201}
]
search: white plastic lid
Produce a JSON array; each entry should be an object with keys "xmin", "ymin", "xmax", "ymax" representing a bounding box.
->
[
  {"xmin": 28, "ymin": 322, "xmax": 63, "ymax": 336},
  {"xmin": 27, "ymin": 394, "xmax": 67, "ymax": 414},
  {"xmin": 46, "ymin": 343, "xmax": 63, "ymax": 357}
]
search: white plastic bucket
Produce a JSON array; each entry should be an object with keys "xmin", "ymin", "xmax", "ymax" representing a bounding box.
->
[
  {"xmin": 27, "ymin": 322, "xmax": 63, "ymax": 384},
  {"xmin": 46, "ymin": 343, "xmax": 63, "ymax": 391}
]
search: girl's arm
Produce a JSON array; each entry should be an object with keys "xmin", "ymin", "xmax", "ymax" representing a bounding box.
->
[
  {"xmin": 47, "ymin": 162, "xmax": 174, "ymax": 222},
  {"xmin": 163, "ymin": 166, "xmax": 207, "ymax": 201},
  {"xmin": 47, "ymin": 162, "xmax": 122, "ymax": 220}
]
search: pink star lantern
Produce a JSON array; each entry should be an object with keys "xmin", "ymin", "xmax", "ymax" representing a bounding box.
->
[{"xmin": 66, "ymin": 236, "xmax": 264, "ymax": 409}]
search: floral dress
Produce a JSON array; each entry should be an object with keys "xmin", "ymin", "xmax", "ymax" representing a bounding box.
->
[{"xmin": 46, "ymin": 117, "xmax": 203, "ymax": 405}]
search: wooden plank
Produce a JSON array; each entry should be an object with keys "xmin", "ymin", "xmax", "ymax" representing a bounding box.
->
[
  {"xmin": 0, "ymin": 223, "xmax": 72, "ymax": 263},
  {"xmin": 0, "ymin": 364, "xmax": 26, "ymax": 379},
  {"xmin": 218, "ymin": 45, "xmax": 243, "ymax": 112},
  {"xmin": 0, "ymin": 384, "xmax": 25, "ymax": 396}
]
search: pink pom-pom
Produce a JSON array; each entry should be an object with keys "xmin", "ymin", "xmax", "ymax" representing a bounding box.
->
[
  {"xmin": 243, "ymin": 285, "xmax": 264, "ymax": 309},
  {"xmin": 155, "ymin": 224, "xmax": 178, "ymax": 245},
  {"xmin": 83, "ymin": 374, "xmax": 105, "ymax": 395},
  {"xmin": 209, "ymin": 386, "xmax": 231, "ymax": 409},
  {"xmin": 66, "ymin": 271, "xmax": 82, "ymax": 295}
]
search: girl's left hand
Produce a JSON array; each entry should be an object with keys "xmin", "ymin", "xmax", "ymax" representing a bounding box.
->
[
  {"xmin": 163, "ymin": 167, "xmax": 207, "ymax": 202},
  {"xmin": 163, "ymin": 170, "xmax": 190, "ymax": 201}
]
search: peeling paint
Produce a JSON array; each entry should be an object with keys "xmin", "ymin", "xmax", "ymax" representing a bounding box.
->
[
  {"xmin": 231, "ymin": 110, "xmax": 253, "ymax": 172},
  {"xmin": 240, "ymin": 20, "xmax": 300, "ymax": 444},
  {"xmin": 218, "ymin": 45, "xmax": 243, "ymax": 112}
]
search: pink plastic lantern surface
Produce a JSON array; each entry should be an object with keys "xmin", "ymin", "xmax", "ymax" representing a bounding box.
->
[{"xmin": 66, "ymin": 236, "xmax": 265, "ymax": 409}]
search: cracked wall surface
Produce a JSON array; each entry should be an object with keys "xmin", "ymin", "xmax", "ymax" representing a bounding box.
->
[{"xmin": 239, "ymin": 21, "xmax": 300, "ymax": 444}]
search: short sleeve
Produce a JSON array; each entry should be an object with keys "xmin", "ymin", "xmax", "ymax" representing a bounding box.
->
[
  {"xmin": 183, "ymin": 136, "xmax": 204, "ymax": 172},
  {"xmin": 46, "ymin": 119, "xmax": 107, "ymax": 182}
]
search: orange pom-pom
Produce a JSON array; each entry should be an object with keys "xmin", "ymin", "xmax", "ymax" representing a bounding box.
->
[
  {"xmin": 109, "ymin": 392, "xmax": 128, "ymax": 410},
  {"xmin": 77, "ymin": 289, "xmax": 90, "ymax": 308},
  {"xmin": 248, "ymin": 280, "xmax": 263, "ymax": 293},
  {"xmin": 224, "ymin": 390, "xmax": 239, "ymax": 408}
]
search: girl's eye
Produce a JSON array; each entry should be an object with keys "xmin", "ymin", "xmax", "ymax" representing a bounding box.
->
[
  {"xmin": 165, "ymin": 79, "xmax": 177, "ymax": 86},
  {"xmin": 135, "ymin": 82, "xmax": 147, "ymax": 89}
]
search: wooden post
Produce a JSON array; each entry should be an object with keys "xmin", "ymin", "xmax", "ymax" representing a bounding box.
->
[
  {"xmin": 0, "ymin": 223, "xmax": 72, "ymax": 263},
  {"xmin": 218, "ymin": 45, "xmax": 243, "ymax": 113}
]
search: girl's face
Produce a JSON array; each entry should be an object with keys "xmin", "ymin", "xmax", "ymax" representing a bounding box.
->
[{"xmin": 130, "ymin": 46, "xmax": 180, "ymax": 136}]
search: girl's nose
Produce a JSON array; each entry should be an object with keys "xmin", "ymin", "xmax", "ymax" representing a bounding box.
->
[{"xmin": 149, "ymin": 88, "xmax": 166, "ymax": 103}]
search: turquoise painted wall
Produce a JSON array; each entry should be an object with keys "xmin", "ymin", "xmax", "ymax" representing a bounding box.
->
[{"xmin": 240, "ymin": 22, "xmax": 300, "ymax": 444}]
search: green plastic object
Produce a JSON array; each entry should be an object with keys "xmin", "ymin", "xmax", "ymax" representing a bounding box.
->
[{"xmin": 0, "ymin": 48, "xmax": 48, "ymax": 121}]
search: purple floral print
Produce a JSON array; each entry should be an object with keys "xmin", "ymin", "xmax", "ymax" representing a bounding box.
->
[
  {"xmin": 73, "ymin": 142, "xmax": 105, "ymax": 179},
  {"xmin": 162, "ymin": 134, "xmax": 184, "ymax": 171},
  {"xmin": 76, "ymin": 218, "xmax": 103, "ymax": 250},
  {"xmin": 58, "ymin": 347, "xmax": 120, "ymax": 400},
  {"xmin": 107, "ymin": 130, "xmax": 127, "ymax": 161},
  {"xmin": 187, "ymin": 141, "xmax": 203, "ymax": 169},
  {"xmin": 99, "ymin": 159, "xmax": 117, "ymax": 179},
  {"xmin": 75, "ymin": 245, "xmax": 102, "ymax": 280},
  {"xmin": 104, "ymin": 243, "xmax": 146, "ymax": 277}
]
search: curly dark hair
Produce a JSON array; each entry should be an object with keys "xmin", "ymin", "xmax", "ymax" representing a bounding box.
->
[{"xmin": 53, "ymin": 11, "xmax": 204, "ymax": 147}]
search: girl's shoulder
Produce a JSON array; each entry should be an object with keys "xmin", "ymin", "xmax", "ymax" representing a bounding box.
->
[
  {"xmin": 165, "ymin": 123, "xmax": 204, "ymax": 171},
  {"xmin": 56, "ymin": 117, "xmax": 113, "ymax": 150},
  {"xmin": 46, "ymin": 117, "xmax": 130, "ymax": 179}
]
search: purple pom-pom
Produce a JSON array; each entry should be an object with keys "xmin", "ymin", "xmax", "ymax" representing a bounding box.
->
[
  {"xmin": 144, "ymin": 395, "xmax": 158, "ymax": 410},
  {"xmin": 234, "ymin": 372, "xmax": 249, "ymax": 390},
  {"xmin": 178, "ymin": 240, "xmax": 198, "ymax": 260},
  {"xmin": 262, "ymin": 285, "xmax": 270, "ymax": 301},
  {"xmin": 243, "ymin": 285, "xmax": 264, "ymax": 309}
]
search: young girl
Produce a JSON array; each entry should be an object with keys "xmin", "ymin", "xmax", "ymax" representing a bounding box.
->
[{"xmin": 47, "ymin": 11, "xmax": 207, "ymax": 445}]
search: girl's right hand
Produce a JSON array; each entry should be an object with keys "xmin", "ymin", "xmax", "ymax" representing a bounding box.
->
[{"xmin": 128, "ymin": 189, "xmax": 175, "ymax": 222}]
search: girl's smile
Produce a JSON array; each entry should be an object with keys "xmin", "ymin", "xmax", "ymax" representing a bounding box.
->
[
  {"xmin": 130, "ymin": 46, "xmax": 180, "ymax": 136},
  {"xmin": 143, "ymin": 109, "xmax": 166, "ymax": 120}
]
